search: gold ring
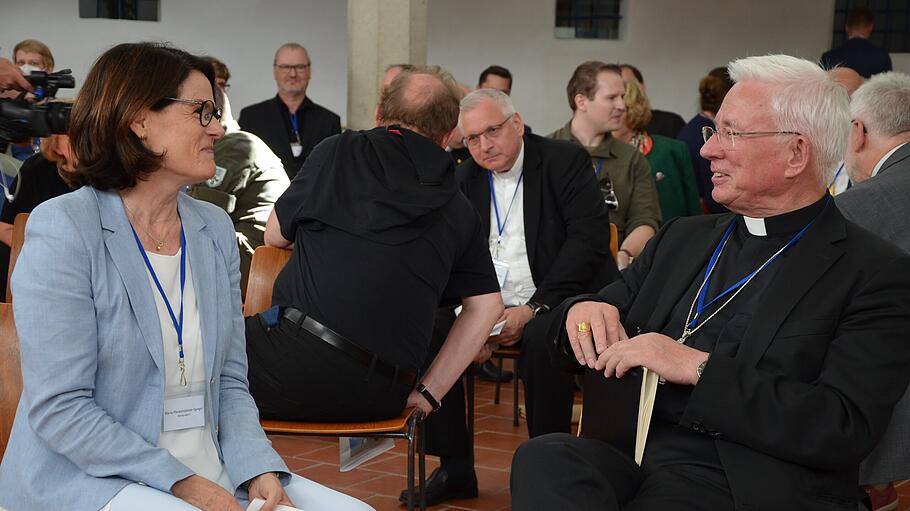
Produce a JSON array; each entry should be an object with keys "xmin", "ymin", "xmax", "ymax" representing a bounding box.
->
[{"xmin": 577, "ymin": 321, "xmax": 591, "ymax": 333}]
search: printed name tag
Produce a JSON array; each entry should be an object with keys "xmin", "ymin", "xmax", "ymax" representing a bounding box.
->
[
  {"xmin": 492, "ymin": 259, "xmax": 510, "ymax": 288},
  {"xmin": 163, "ymin": 393, "xmax": 205, "ymax": 432}
]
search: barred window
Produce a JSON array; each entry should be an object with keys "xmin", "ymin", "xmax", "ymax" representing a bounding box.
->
[
  {"xmin": 555, "ymin": 0, "xmax": 623, "ymax": 40},
  {"xmin": 832, "ymin": 0, "xmax": 909, "ymax": 53},
  {"xmin": 79, "ymin": 0, "xmax": 160, "ymax": 21}
]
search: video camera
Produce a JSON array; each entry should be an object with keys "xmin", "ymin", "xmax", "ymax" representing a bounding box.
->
[{"xmin": 0, "ymin": 69, "xmax": 75, "ymax": 150}]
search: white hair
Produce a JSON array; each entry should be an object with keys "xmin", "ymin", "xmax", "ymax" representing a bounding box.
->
[
  {"xmin": 851, "ymin": 72, "xmax": 910, "ymax": 139},
  {"xmin": 458, "ymin": 88, "xmax": 515, "ymax": 129},
  {"xmin": 728, "ymin": 54, "xmax": 850, "ymax": 185}
]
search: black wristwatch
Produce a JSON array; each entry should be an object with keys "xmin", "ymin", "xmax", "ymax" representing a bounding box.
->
[
  {"xmin": 526, "ymin": 301, "xmax": 550, "ymax": 318},
  {"xmin": 415, "ymin": 383, "xmax": 441, "ymax": 413}
]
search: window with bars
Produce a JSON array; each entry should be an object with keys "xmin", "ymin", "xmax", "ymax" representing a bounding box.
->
[
  {"xmin": 832, "ymin": 0, "xmax": 909, "ymax": 53},
  {"xmin": 555, "ymin": 0, "xmax": 623, "ymax": 40},
  {"xmin": 79, "ymin": 0, "xmax": 160, "ymax": 21}
]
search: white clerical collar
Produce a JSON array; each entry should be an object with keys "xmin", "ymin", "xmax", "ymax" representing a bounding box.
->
[
  {"xmin": 491, "ymin": 142, "xmax": 525, "ymax": 181},
  {"xmin": 871, "ymin": 142, "xmax": 908, "ymax": 178},
  {"xmin": 743, "ymin": 216, "xmax": 767, "ymax": 236}
]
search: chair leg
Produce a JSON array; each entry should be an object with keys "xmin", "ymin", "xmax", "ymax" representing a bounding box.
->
[
  {"xmin": 407, "ymin": 414, "xmax": 416, "ymax": 511},
  {"xmin": 513, "ymin": 365, "xmax": 520, "ymax": 427},
  {"xmin": 419, "ymin": 417, "xmax": 427, "ymax": 511},
  {"xmin": 493, "ymin": 356, "xmax": 503, "ymax": 404},
  {"xmin": 465, "ymin": 367, "xmax": 475, "ymax": 467}
]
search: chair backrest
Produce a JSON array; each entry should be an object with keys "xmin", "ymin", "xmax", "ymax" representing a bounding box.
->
[
  {"xmin": 243, "ymin": 246, "xmax": 292, "ymax": 317},
  {"xmin": 609, "ymin": 222, "xmax": 618, "ymax": 262},
  {"xmin": 0, "ymin": 302, "xmax": 21, "ymax": 462},
  {"xmin": 6, "ymin": 213, "xmax": 29, "ymax": 302}
]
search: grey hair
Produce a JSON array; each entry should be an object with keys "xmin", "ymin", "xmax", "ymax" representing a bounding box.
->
[
  {"xmin": 851, "ymin": 72, "xmax": 910, "ymax": 138},
  {"xmin": 727, "ymin": 54, "xmax": 850, "ymax": 185},
  {"xmin": 459, "ymin": 88, "xmax": 515, "ymax": 129},
  {"xmin": 274, "ymin": 42, "xmax": 309, "ymax": 65}
]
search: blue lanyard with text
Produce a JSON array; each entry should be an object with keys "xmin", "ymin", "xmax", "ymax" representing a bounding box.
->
[
  {"xmin": 488, "ymin": 170, "xmax": 524, "ymax": 245},
  {"xmin": 688, "ymin": 196, "xmax": 830, "ymax": 331},
  {"xmin": 131, "ymin": 224, "xmax": 188, "ymax": 386}
]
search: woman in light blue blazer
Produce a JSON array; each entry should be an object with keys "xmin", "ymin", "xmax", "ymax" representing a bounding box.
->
[{"xmin": 0, "ymin": 43, "xmax": 372, "ymax": 511}]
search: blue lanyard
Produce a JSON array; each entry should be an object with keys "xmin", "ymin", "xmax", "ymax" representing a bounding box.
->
[
  {"xmin": 131, "ymin": 223, "xmax": 188, "ymax": 385},
  {"xmin": 487, "ymin": 170, "xmax": 524, "ymax": 241},
  {"xmin": 289, "ymin": 111, "xmax": 299, "ymax": 133},
  {"xmin": 594, "ymin": 159, "xmax": 604, "ymax": 177},
  {"xmin": 689, "ymin": 197, "xmax": 829, "ymax": 329}
]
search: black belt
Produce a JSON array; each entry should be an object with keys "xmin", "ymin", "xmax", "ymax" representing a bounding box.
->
[{"xmin": 281, "ymin": 307, "xmax": 418, "ymax": 388}]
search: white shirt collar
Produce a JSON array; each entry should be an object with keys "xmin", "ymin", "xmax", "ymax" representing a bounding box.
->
[
  {"xmin": 871, "ymin": 142, "xmax": 909, "ymax": 178},
  {"xmin": 743, "ymin": 216, "xmax": 767, "ymax": 236}
]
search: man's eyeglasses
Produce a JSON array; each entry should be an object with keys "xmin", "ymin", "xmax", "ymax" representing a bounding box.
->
[
  {"xmin": 462, "ymin": 113, "xmax": 515, "ymax": 149},
  {"xmin": 275, "ymin": 64, "xmax": 311, "ymax": 74},
  {"xmin": 163, "ymin": 98, "xmax": 223, "ymax": 127},
  {"xmin": 702, "ymin": 126, "xmax": 801, "ymax": 150}
]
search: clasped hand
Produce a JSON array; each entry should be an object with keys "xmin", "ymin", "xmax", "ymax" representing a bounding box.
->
[
  {"xmin": 172, "ymin": 473, "xmax": 292, "ymax": 511},
  {"xmin": 565, "ymin": 301, "xmax": 705, "ymax": 386}
]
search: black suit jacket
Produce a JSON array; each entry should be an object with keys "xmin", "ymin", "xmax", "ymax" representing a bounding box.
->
[
  {"xmin": 238, "ymin": 95, "xmax": 341, "ymax": 179},
  {"xmin": 553, "ymin": 205, "xmax": 910, "ymax": 510},
  {"xmin": 456, "ymin": 133, "xmax": 618, "ymax": 308}
]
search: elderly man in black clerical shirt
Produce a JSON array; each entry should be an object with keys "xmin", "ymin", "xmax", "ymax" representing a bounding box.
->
[
  {"xmin": 510, "ymin": 55, "xmax": 910, "ymax": 511},
  {"xmin": 245, "ymin": 67, "xmax": 503, "ymax": 422}
]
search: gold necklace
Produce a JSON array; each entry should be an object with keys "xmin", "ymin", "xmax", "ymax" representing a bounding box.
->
[{"xmin": 123, "ymin": 202, "xmax": 171, "ymax": 251}]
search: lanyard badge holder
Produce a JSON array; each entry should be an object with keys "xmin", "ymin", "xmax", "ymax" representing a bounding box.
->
[
  {"xmin": 289, "ymin": 111, "xmax": 303, "ymax": 157},
  {"xmin": 487, "ymin": 171, "xmax": 523, "ymax": 279}
]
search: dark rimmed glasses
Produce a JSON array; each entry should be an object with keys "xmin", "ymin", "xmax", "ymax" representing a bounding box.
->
[
  {"xmin": 163, "ymin": 97, "xmax": 223, "ymax": 127},
  {"xmin": 702, "ymin": 126, "xmax": 801, "ymax": 150},
  {"xmin": 462, "ymin": 113, "xmax": 515, "ymax": 149}
]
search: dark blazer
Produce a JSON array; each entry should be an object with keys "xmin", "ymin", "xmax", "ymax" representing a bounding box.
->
[
  {"xmin": 553, "ymin": 205, "xmax": 910, "ymax": 510},
  {"xmin": 456, "ymin": 133, "xmax": 618, "ymax": 308},
  {"xmin": 646, "ymin": 109, "xmax": 686, "ymax": 139},
  {"xmin": 821, "ymin": 37, "xmax": 892, "ymax": 78},
  {"xmin": 238, "ymin": 96, "xmax": 341, "ymax": 179}
]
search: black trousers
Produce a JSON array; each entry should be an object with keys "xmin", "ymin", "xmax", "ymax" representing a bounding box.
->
[
  {"xmin": 424, "ymin": 310, "xmax": 577, "ymax": 460},
  {"xmin": 510, "ymin": 433, "xmax": 734, "ymax": 511},
  {"xmin": 245, "ymin": 314, "xmax": 412, "ymax": 422}
]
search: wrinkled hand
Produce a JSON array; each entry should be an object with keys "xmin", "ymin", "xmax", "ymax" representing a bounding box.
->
[
  {"xmin": 597, "ymin": 332, "xmax": 708, "ymax": 386},
  {"xmin": 474, "ymin": 341, "xmax": 497, "ymax": 363},
  {"xmin": 172, "ymin": 474, "xmax": 243, "ymax": 511},
  {"xmin": 248, "ymin": 472, "xmax": 293, "ymax": 511},
  {"xmin": 565, "ymin": 301, "xmax": 628, "ymax": 368},
  {"xmin": 0, "ymin": 58, "xmax": 31, "ymax": 93},
  {"xmin": 489, "ymin": 305, "xmax": 533, "ymax": 346},
  {"xmin": 616, "ymin": 250, "xmax": 632, "ymax": 270},
  {"xmin": 406, "ymin": 389, "xmax": 433, "ymax": 416}
]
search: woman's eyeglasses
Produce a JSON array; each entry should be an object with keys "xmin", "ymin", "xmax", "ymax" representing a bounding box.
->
[{"xmin": 163, "ymin": 97, "xmax": 223, "ymax": 127}]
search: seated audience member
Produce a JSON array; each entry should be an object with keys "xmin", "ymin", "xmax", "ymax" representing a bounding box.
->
[
  {"xmin": 550, "ymin": 61, "xmax": 660, "ymax": 269},
  {"xmin": 619, "ymin": 64, "xmax": 685, "ymax": 138},
  {"xmin": 837, "ymin": 71, "xmax": 910, "ymax": 511},
  {"xmin": 612, "ymin": 79, "xmax": 701, "ymax": 222},
  {"xmin": 677, "ymin": 67, "xmax": 734, "ymax": 213},
  {"xmin": 827, "ymin": 67, "xmax": 865, "ymax": 195},
  {"xmin": 511, "ymin": 54, "xmax": 910, "ymax": 511},
  {"xmin": 0, "ymin": 134, "xmax": 77, "ymax": 298},
  {"xmin": 0, "ymin": 42, "xmax": 371, "ymax": 511},
  {"xmin": 477, "ymin": 65, "xmax": 512, "ymax": 95},
  {"xmin": 188, "ymin": 65, "xmax": 289, "ymax": 296},
  {"xmin": 821, "ymin": 6, "xmax": 891, "ymax": 79},
  {"xmin": 245, "ymin": 66, "xmax": 503, "ymax": 422},
  {"xmin": 238, "ymin": 43, "xmax": 341, "ymax": 179},
  {"xmin": 410, "ymin": 88, "xmax": 617, "ymax": 505},
  {"xmin": 7, "ymin": 39, "xmax": 55, "ymax": 161}
]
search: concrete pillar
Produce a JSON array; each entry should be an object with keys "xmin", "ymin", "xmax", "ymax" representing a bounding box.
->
[{"xmin": 346, "ymin": 0, "xmax": 427, "ymax": 130}]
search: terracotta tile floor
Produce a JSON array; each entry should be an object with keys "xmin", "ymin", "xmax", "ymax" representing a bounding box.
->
[
  {"xmin": 269, "ymin": 362, "xmax": 526, "ymax": 511},
  {"xmin": 896, "ymin": 480, "xmax": 910, "ymax": 510}
]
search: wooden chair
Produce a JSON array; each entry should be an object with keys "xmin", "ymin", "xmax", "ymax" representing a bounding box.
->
[
  {"xmin": 486, "ymin": 222, "xmax": 620, "ymax": 426},
  {"xmin": 5, "ymin": 213, "xmax": 29, "ymax": 303},
  {"xmin": 0, "ymin": 303, "xmax": 21, "ymax": 462},
  {"xmin": 245, "ymin": 246, "xmax": 427, "ymax": 510}
]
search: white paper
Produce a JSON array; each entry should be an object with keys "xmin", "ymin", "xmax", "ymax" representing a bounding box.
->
[
  {"xmin": 491, "ymin": 259, "xmax": 510, "ymax": 287},
  {"xmin": 162, "ymin": 393, "xmax": 205, "ymax": 432},
  {"xmin": 339, "ymin": 437, "xmax": 395, "ymax": 472},
  {"xmin": 246, "ymin": 498, "xmax": 304, "ymax": 511},
  {"xmin": 489, "ymin": 319, "xmax": 507, "ymax": 336}
]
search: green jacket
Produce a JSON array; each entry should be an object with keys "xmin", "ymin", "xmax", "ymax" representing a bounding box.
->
[
  {"xmin": 646, "ymin": 134, "xmax": 703, "ymax": 222},
  {"xmin": 549, "ymin": 122, "xmax": 661, "ymax": 243},
  {"xmin": 188, "ymin": 127, "xmax": 289, "ymax": 294}
]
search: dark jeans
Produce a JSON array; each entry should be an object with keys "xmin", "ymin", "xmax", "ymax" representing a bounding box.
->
[
  {"xmin": 510, "ymin": 433, "xmax": 734, "ymax": 511},
  {"xmin": 245, "ymin": 314, "xmax": 412, "ymax": 422}
]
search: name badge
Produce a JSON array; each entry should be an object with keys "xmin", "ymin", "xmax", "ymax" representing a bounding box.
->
[
  {"xmin": 290, "ymin": 142, "xmax": 303, "ymax": 157},
  {"xmin": 163, "ymin": 393, "xmax": 205, "ymax": 432},
  {"xmin": 492, "ymin": 259, "xmax": 510, "ymax": 288}
]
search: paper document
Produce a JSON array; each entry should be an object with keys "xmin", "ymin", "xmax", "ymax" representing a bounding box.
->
[
  {"xmin": 246, "ymin": 498, "xmax": 304, "ymax": 511},
  {"xmin": 489, "ymin": 319, "xmax": 507, "ymax": 336},
  {"xmin": 339, "ymin": 437, "xmax": 394, "ymax": 472},
  {"xmin": 635, "ymin": 368, "xmax": 660, "ymax": 464}
]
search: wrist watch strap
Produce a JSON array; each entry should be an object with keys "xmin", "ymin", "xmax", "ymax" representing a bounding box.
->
[{"xmin": 415, "ymin": 383, "xmax": 441, "ymax": 412}]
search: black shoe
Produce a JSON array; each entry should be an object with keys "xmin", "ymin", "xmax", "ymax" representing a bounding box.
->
[
  {"xmin": 398, "ymin": 466, "xmax": 478, "ymax": 506},
  {"xmin": 476, "ymin": 360, "xmax": 513, "ymax": 383}
]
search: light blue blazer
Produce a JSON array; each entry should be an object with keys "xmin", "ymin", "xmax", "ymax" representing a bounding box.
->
[{"xmin": 0, "ymin": 187, "xmax": 288, "ymax": 510}]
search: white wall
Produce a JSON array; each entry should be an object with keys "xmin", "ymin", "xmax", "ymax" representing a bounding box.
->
[{"xmin": 0, "ymin": 0, "xmax": 348, "ymax": 122}]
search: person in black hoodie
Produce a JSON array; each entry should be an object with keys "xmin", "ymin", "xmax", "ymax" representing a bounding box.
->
[{"xmin": 245, "ymin": 66, "xmax": 503, "ymax": 422}]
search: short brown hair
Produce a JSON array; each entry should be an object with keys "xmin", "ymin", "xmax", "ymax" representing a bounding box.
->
[
  {"xmin": 478, "ymin": 65, "xmax": 512, "ymax": 89},
  {"xmin": 378, "ymin": 66, "xmax": 462, "ymax": 145},
  {"xmin": 13, "ymin": 39, "xmax": 54, "ymax": 70},
  {"xmin": 566, "ymin": 61, "xmax": 622, "ymax": 111},
  {"xmin": 622, "ymin": 79, "xmax": 652, "ymax": 132},
  {"xmin": 68, "ymin": 42, "xmax": 215, "ymax": 190},
  {"xmin": 846, "ymin": 6, "xmax": 874, "ymax": 29},
  {"xmin": 202, "ymin": 56, "xmax": 231, "ymax": 83},
  {"xmin": 698, "ymin": 67, "xmax": 734, "ymax": 114}
]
